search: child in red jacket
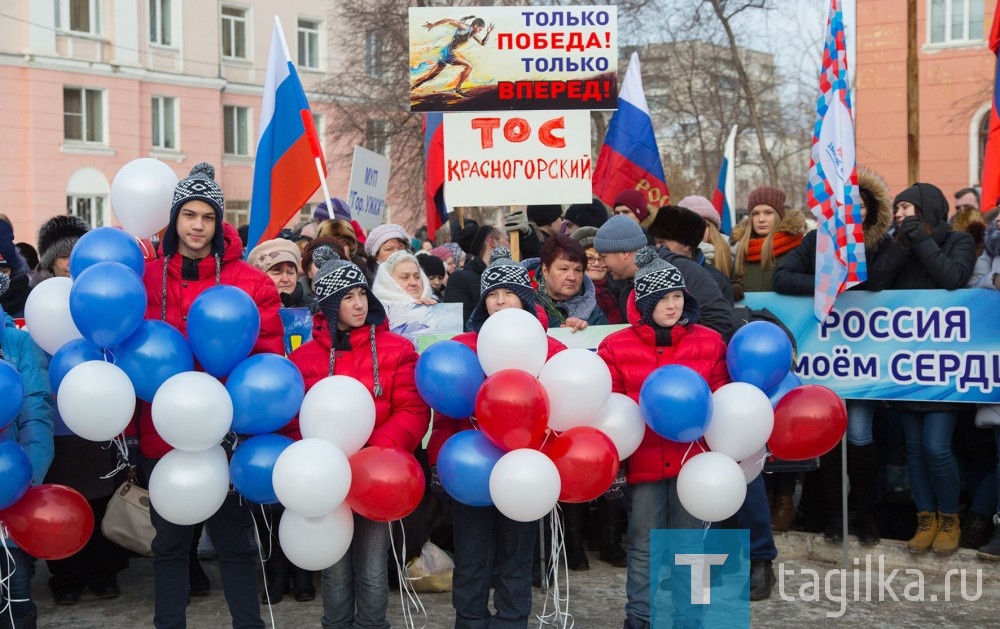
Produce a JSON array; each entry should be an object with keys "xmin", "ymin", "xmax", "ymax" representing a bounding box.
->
[{"xmin": 597, "ymin": 247, "xmax": 729, "ymax": 629}]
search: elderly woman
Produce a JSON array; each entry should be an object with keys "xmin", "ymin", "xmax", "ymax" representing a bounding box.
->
[
  {"xmin": 364, "ymin": 224, "xmax": 411, "ymax": 271},
  {"xmin": 248, "ymin": 238, "xmax": 311, "ymax": 308},
  {"xmin": 372, "ymin": 250, "xmax": 437, "ymax": 306},
  {"xmin": 522, "ymin": 234, "xmax": 608, "ymax": 331}
]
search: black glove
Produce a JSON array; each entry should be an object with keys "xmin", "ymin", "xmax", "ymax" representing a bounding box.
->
[
  {"xmin": 504, "ymin": 208, "xmax": 530, "ymax": 236},
  {"xmin": 125, "ymin": 436, "xmax": 139, "ymax": 468},
  {"xmin": 896, "ymin": 215, "xmax": 928, "ymax": 247}
]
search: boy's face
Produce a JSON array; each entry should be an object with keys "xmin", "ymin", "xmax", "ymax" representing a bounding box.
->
[{"xmin": 175, "ymin": 200, "xmax": 217, "ymax": 258}]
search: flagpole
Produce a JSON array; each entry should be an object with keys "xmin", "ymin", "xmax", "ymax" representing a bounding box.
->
[
  {"xmin": 724, "ymin": 124, "xmax": 737, "ymax": 231},
  {"xmin": 313, "ymin": 157, "xmax": 333, "ymax": 223}
]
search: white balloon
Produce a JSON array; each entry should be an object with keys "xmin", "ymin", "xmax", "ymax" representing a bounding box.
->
[
  {"xmin": 739, "ymin": 445, "xmax": 768, "ymax": 484},
  {"xmin": 589, "ymin": 393, "xmax": 646, "ymax": 460},
  {"xmin": 57, "ymin": 361, "xmax": 136, "ymax": 441},
  {"xmin": 273, "ymin": 438, "xmax": 351, "ymax": 517},
  {"xmin": 704, "ymin": 382, "xmax": 774, "ymax": 462},
  {"xmin": 23, "ymin": 277, "xmax": 83, "ymax": 355},
  {"xmin": 149, "ymin": 446, "xmax": 230, "ymax": 525},
  {"xmin": 489, "ymin": 449, "xmax": 560, "ymax": 522},
  {"xmin": 111, "ymin": 158, "xmax": 179, "ymax": 238},
  {"xmin": 676, "ymin": 452, "xmax": 748, "ymax": 522},
  {"xmin": 152, "ymin": 372, "xmax": 233, "ymax": 452},
  {"xmin": 279, "ymin": 504, "xmax": 355, "ymax": 571},
  {"xmin": 539, "ymin": 348, "xmax": 612, "ymax": 432},
  {"xmin": 299, "ymin": 376, "xmax": 376, "ymax": 456},
  {"xmin": 477, "ymin": 308, "xmax": 549, "ymax": 377}
]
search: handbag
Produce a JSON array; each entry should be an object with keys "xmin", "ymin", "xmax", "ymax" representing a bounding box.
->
[
  {"xmin": 975, "ymin": 404, "xmax": 1000, "ymax": 429},
  {"xmin": 101, "ymin": 467, "xmax": 155, "ymax": 557}
]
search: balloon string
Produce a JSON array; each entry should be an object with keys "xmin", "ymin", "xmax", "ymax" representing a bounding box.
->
[
  {"xmin": 680, "ymin": 442, "xmax": 697, "ymax": 467},
  {"xmin": 102, "ymin": 347, "xmax": 118, "ymax": 365},
  {"xmin": 103, "ymin": 435, "xmax": 130, "ymax": 479},
  {"xmin": 535, "ymin": 507, "xmax": 574, "ymax": 628},
  {"xmin": 389, "ymin": 520, "xmax": 427, "ymax": 629},
  {"xmin": 251, "ymin": 504, "xmax": 277, "ymax": 629},
  {"xmin": 0, "ymin": 525, "xmax": 28, "ymax": 627}
]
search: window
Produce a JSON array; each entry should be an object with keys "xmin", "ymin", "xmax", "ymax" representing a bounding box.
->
[
  {"xmin": 63, "ymin": 87, "xmax": 104, "ymax": 143},
  {"xmin": 223, "ymin": 105, "xmax": 250, "ymax": 156},
  {"xmin": 149, "ymin": 0, "xmax": 172, "ymax": 46},
  {"xmin": 224, "ymin": 200, "xmax": 250, "ymax": 227},
  {"xmin": 297, "ymin": 19, "xmax": 320, "ymax": 69},
  {"xmin": 56, "ymin": 0, "xmax": 101, "ymax": 35},
  {"xmin": 929, "ymin": 0, "xmax": 984, "ymax": 44},
  {"xmin": 151, "ymin": 96, "xmax": 177, "ymax": 150},
  {"xmin": 221, "ymin": 6, "xmax": 247, "ymax": 59},
  {"xmin": 365, "ymin": 31, "xmax": 385, "ymax": 78},
  {"xmin": 66, "ymin": 167, "xmax": 110, "ymax": 228},
  {"xmin": 67, "ymin": 195, "xmax": 106, "ymax": 227},
  {"xmin": 312, "ymin": 112, "xmax": 326, "ymax": 157},
  {"xmin": 366, "ymin": 119, "xmax": 388, "ymax": 157}
]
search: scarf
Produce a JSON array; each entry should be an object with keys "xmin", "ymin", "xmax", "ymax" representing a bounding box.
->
[{"xmin": 745, "ymin": 232, "xmax": 802, "ymax": 263}]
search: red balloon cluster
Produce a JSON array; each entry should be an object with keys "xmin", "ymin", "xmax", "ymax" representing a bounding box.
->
[
  {"xmin": 0, "ymin": 484, "xmax": 93, "ymax": 560},
  {"xmin": 768, "ymin": 385, "xmax": 847, "ymax": 461},
  {"xmin": 544, "ymin": 427, "xmax": 619, "ymax": 503},
  {"xmin": 346, "ymin": 447, "xmax": 425, "ymax": 522},
  {"xmin": 475, "ymin": 369, "xmax": 550, "ymax": 451}
]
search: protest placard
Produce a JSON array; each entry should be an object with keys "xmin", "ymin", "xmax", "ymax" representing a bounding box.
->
[{"xmin": 347, "ymin": 146, "xmax": 391, "ymax": 233}]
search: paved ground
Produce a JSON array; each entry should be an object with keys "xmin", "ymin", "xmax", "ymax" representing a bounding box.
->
[{"xmin": 26, "ymin": 531, "xmax": 1000, "ymax": 628}]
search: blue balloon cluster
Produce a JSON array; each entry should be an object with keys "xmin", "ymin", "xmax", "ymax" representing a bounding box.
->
[
  {"xmin": 230, "ymin": 434, "xmax": 294, "ymax": 504},
  {"xmin": 69, "ymin": 261, "xmax": 146, "ymax": 350},
  {"xmin": 415, "ymin": 340, "xmax": 485, "ymax": 418},
  {"xmin": 226, "ymin": 354, "xmax": 305, "ymax": 434},
  {"xmin": 436, "ymin": 431, "xmax": 504, "ymax": 507},
  {"xmin": 69, "ymin": 227, "xmax": 145, "ymax": 278},
  {"xmin": 187, "ymin": 286, "xmax": 260, "ymax": 378},
  {"xmin": 0, "ymin": 439, "xmax": 31, "ymax": 510},
  {"xmin": 638, "ymin": 365, "xmax": 713, "ymax": 443},
  {"xmin": 726, "ymin": 321, "xmax": 792, "ymax": 392},
  {"xmin": 114, "ymin": 321, "xmax": 194, "ymax": 402}
]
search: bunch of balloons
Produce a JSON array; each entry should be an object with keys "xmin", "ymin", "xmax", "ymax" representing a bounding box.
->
[{"xmin": 416, "ymin": 308, "xmax": 644, "ymax": 522}]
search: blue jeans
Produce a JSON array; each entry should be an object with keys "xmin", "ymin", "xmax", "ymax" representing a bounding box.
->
[
  {"xmin": 451, "ymin": 502, "xmax": 535, "ymax": 629},
  {"xmin": 736, "ymin": 475, "xmax": 776, "ymax": 562},
  {"xmin": 625, "ymin": 479, "xmax": 702, "ymax": 625},
  {"xmin": 321, "ymin": 514, "xmax": 390, "ymax": 629},
  {"xmin": 899, "ymin": 410, "xmax": 959, "ymax": 514},
  {"xmin": 1, "ymin": 546, "xmax": 34, "ymax": 623},
  {"xmin": 145, "ymin": 459, "xmax": 263, "ymax": 629},
  {"xmin": 846, "ymin": 400, "xmax": 876, "ymax": 446}
]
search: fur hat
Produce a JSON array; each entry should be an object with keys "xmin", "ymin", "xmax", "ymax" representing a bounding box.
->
[
  {"xmin": 313, "ymin": 246, "xmax": 385, "ymax": 328},
  {"xmin": 469, "ymin": 247, "xmax": 536, "ymax": 332},
  {"xmin": 632, "ymin": 246, "xmax": 698, "ymax": 325},
  {"xmin": 648, "ymin": 206, "xmax": 707, "ymax": 252},
  {"xmin": 162, "ymin": 162, "xmax": 225, "ymax": 258},
  {"xmin": 747, "ymin": 186, "xmax": 787, "ymax": 219},
  {"xmin": 565, "ymin": 199, "xmax": 609, "ymax": 229},
  {"xmin": 612, "ymin": 189, "xmax": 649, "ymax": 223},
  {"xmin": 364, "ymin": 224, "xmax": 410, "ymax": 259},
  {"xmin": 526, "ymin": 205, "xmax": 563, "ymax": 227},
  {"xmin": 677, "ymin": 195, "xmax": 721, "ymax": 229},
  {"xmin": 37, "ymin": 215, "xmax": 90, "ymax": 273},
  {"xmin": 594, "ymin": 215, "xmax": 647, "ymax": 253},
  {"xmin": 570, "ymin": 226, "xmax": 599, "ymax": 250},
  {"xmin": 247, "ymin": 238, "xmax": 301, "ymax": 273}
]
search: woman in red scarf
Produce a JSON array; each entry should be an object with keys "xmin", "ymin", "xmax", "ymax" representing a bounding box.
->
[{"xmin": 730, "ymin": 186, "xmax": 807, "ymax": 301}]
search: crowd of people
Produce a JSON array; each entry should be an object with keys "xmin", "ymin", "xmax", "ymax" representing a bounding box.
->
[{"xmin": 1, "ymin": 162, "xmax": 999, "ymax": 629}]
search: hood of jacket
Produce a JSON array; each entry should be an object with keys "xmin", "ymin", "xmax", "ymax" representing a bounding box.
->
[{"xmin": 858, "ymin": 165, "xmax": 893, "ymax": 250}]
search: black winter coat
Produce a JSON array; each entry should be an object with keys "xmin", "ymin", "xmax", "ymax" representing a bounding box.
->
[{"xmin": 443, "ymin": 256, "xmax": 487, "ymax": 324}]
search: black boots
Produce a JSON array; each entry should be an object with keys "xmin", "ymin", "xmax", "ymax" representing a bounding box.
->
[
  {"xmin": 563, "ymin": 502, "xmax": 589, "ymax": 571},
  {"xmin": 748, "ymin": 560, "xmax": 775, "ymax": 600},
  {"xmin": 598, "ymin": 499, "xmax": 627, "ymax": 567},
  {"xmin": 821, "ymin": 444, "xmax": 880, "ymax": 545},
  {"xmin": 292, "ymin": 567, "xmax": 316, "ymax": 602},
  {"xmin": 261, "ymin": 552, "xmax": 289, "ymax": 604}
]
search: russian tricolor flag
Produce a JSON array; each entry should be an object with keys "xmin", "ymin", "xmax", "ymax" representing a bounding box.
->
[
  {"xmin": 248, "ymin": 17, "xmax": 325, "ymax": 252},
  {"xmin": 712, "ymin": 125, "xmax": 737, "ymax": 234},
  {"xmin": 423, "ymin": 113, "xmax": 448, "ymax": 242},
  {"xmin": 592, "ymin": 52, "xmax": 669, "ymax": 210}
]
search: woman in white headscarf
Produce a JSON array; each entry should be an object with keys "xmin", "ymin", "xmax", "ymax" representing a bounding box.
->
[{"xmin": 371, "ymin": 250, "xmax": 437, "ymax": 306}]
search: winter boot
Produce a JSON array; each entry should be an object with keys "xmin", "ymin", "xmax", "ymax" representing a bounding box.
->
[
  {"xmin": 598, "ymin": 499, "xmax": 627, "ymax": 567},
  {"xmin": 977, "ymin": 515, "xmax": 1000, "ymax": 560},
  {"xmin": 748, "ymin": 560, "xmax": 775, "ymax": 601},
  {"xmin": 292, "ymin": 567, "xmax": 315, "ymax": 602},
  {"xmin": 848, "ymin": 444, "xmax": 880, "ymax": 545},
  {"xmin": 907, "ymin": 511, "xmax": 940, "ymax": 554},
  {"xmin": 932, "ymin": 513, "xmax": 961, "ymax": 556},
  {"xmin": 563, "ymin": 502, "xmax": 590, "ymax": 571},
  {"xmin": 820, "ymin": 450, "xmax": 843, "ymax": 542},
  {"xmin": 770, "ymin": 494, "xmax": 796, "ymax": 532},
  {"xmin": 961, "ymin": 511, "xmax": 994, "ymax": 549},
  {"xmin": 261, "ymin": 556, "xmax": 289, "ymax": 604}
]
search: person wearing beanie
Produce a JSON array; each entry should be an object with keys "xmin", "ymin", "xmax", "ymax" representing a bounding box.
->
[
  {"xmin": 0, "ymin": 272, "xmax": 54, "ymax": 629},
  {"xmin": 571, "ymin": 226, "xmax": 621, "ymax": 324},
  {"xmin": 443, "ymin": 242, "xmax": 465, "ymax": 269},
  {"xmin": 593, "ymin": 216, "xmax": 732, "ymax": 335},
  {"xmin": 0, "ymin": 221, "xmax": 31, "ymax": 317},
  {"xmin": 427, "ymin": 246, "xmax": 566, "ymax": 628},
  {"xmin": 314, "ymin": 197, "xmax": 352, "ymax": 223},
  {"xmin": 371, "ymin": 250, "xmax": 437, "ymax": 308},
  {"xmin": 526, "ymin": 204, "xmax": 564, "ymax": 238},
  {"xmin": 730, "ymin": 185, "xmax": 806, "ymax": 301},
  {"xmin": 32, "ymin": 215, "xmax": 90, "ymax": 286},
  {"xmin": 248, "ymin": 238, "xmax": 311, "ymax": 309},
  {"xmin": 863, "ymin": 182, "xmax": 975, "ymax": 557},
  {"xmin": 429, "ymin": 245, "xmax": 458, "ymax": 274},
  {"xmin": 363, "ymin": 223, "xmax": 411, "ymax": 267},
  {"xmin": 650, "ymin": 206, "xmax": 734, "ymax": 305},
  {"xmin": 133, "ymin": 162, "xmax": 284, "ymax": 628},
  {"xmin": 286, "ymin": 246, "xmax": 428, "ymax": 629},
  {"xmin": 612, "ymin": 189, "xmax": 651, "ymax": 225},
  {"xmin": 678, "ymin": 195, "xmax": 734, "ymax": 279},
  {"xmin": 444, "ymin": 222, "xmax": 509, "ymax": 323},
  {"xmin": 597, "ymin": 246, "xmax": 728, "ymax": 629},
  {"xmin": 417, "ymin": 253, "xmax": 447, "ymax": 299},
  {"xmin": 564, "ymin": 198, "xmax": 610, "ymax": 232}
]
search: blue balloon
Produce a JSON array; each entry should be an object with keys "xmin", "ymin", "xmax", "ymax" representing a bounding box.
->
[
  {"xmin": 230, "ymin": 434, "xmax": 294, "ymax": 504},
  {"xmin": 415, "ymin": 341, "xmax": 485, "ymax": 418},
  {"xmin": 0, "ymin": 439, "xmax": 31, "ymax": 510},
  {"xmin": 0, "ymin": 362, "xmax": 24, "ymax": 431},
  {"xmin": 437, "ymin": 431, "xmax": 505, "ymax": 507},
  {"xmin": 48, "ymin": 338, "xmax": 103, "ymax": 393},
  {"xmin": 226, "ymin": 354, "xmax": 305, "ymax": 435},
  {"xmin": 638, "ymin": 365, "xmax": 713, "ymax": 442},
  {"xmin": 187, "ymin": 286, "xmax": 260, "ymax": 378},
  {"xmin": 69, "ymin": 261, "xmax": 147, "ymax": 349},
  {"xmin": 726, "ymin": 321, "xmax": 793, "ymax": 393},
  {"xmin": 69, "ymin": 227, "xmax": 145, "ymax": 278},
  {"xmin": 113, "ymin": 320, "xmax": 194, "ymax": 402},
  {"xmin": 766, "ymin": 371, "xmax": 802, "ymax": 408}
]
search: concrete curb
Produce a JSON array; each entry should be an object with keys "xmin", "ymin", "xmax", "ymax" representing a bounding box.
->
[{"xmin": 774, "ymin": 530, "xmax": 1000, "ymax": 582}]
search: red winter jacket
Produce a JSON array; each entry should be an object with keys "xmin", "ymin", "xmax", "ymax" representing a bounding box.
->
[
  {"xmin": 133, "ymin": 222, "xmax": 284, "ymax": 458},
  {"xmin": 426, "ymin": 306, "xmax": 567, "ymax": 465},
  {"xmin": 597, "ymin": 294, "xmax": 729, "ymax": 483},
  {"xmin": 286, "ymin": 312, "xmax": 429, "ymax": 453}
]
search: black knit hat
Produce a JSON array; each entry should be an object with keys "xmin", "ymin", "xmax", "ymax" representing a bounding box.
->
[
  {"xmin": 417, "ymin": 253, "xmax": 446, "ymax": 278},
  {"xmin": 455, "ymin": 222, "xmax": 493, "ymax": 257},
  {"xmin": 0, "ymin": 221, "xmax": 25, "ymax": 273},
  {"xmin": 648, "ymin": 206, "xmax": 707, "ymax": 252},
  {"xmin": 565, "ymin": 198, "xmax": 609, "ymax": 229},
  {"xmin": 632, "ymin": 246, "xmax": 699, "ymax": 325},
  {"xmin": 469, "ymin": 247, "xmax": 537, "ymax": 332},
  {"xmin": 161, "ymin": 162, "xmax": 225, "ymax": 257},
  {"xmin": 37, "ymin": 215, "xmax": 90, "ymax": 273},
  {"xmin": 526, "ymin": 205, "xmax": 563, "ymax": 227}
]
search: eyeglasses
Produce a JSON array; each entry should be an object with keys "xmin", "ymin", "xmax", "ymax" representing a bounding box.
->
[{"xmin": 586, "ymin": 255, "xmax": 605, "ymax": 267}]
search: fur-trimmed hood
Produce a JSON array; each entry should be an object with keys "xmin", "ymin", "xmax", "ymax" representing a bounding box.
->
[
  {"xmin": 730, "ymin": 207, "xmax": 808, "ymax": 244},
  {"xmin": 857, "ymin": 165, "xmax": 893, "ymax": 251}
]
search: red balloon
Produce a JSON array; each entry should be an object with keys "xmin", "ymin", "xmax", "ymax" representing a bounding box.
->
[
  {"xmin": 346, "ymin": 447, "xmax": 425, "ymax": 522},
  {"xmin": 544, "ymin": 427, "xmax": 620, "ymax": 503},
  {"xmin": 768, "ymin": 385, "xmax": 847, "ymax": 460},
  {"xmin": 475, "ymin": 369, "xmax": 550, "ymax": 451},
  {"xmin": 0, "ymin": 484, "xmax": 94, "ymax": 560}
]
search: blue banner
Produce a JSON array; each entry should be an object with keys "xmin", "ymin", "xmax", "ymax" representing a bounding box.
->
[
  {"xmin": 742, "ymin": 290, "xmax": 1000, "ymax": 404},
  {"xmin": 279, "ymin": 308, "xmax": 313, "ymax": 356}
]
